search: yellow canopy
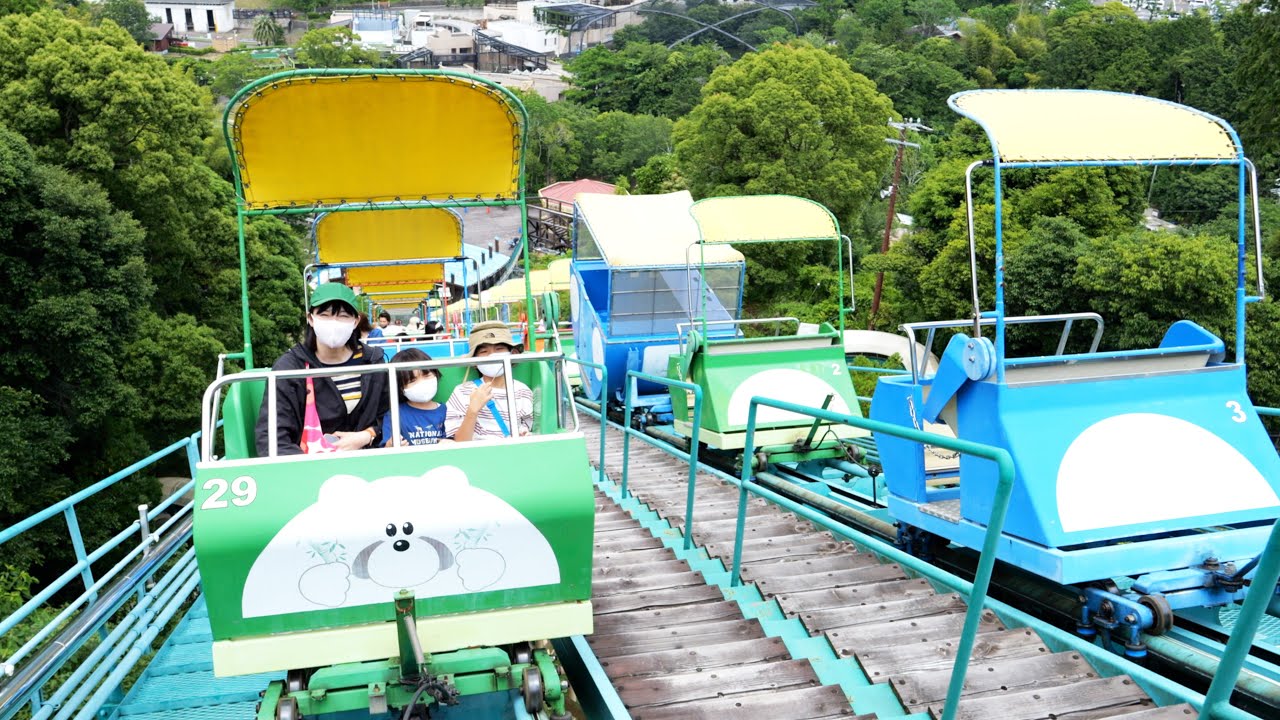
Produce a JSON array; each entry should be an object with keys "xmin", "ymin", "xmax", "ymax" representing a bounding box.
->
[
  {"xmin": 576, "ymin": 191, "xmax": 745, "ymax": 268},
  {"xmin": 691, "ymin": 195, "xmax": 840, "ymax": 243},
  {"xmin": 316, "ymin": 208, "xmax": 462, "ymax": 263},
  {"xmin": 347, "ymin": 264, "xmax": 444, "ymax": 291},
  {"xmin": 316, "ymin": 208, "xmax": 462, "ymax": 292},
  {"xmin": 229, "ymin": 72, "xmax": 523, "ymax": 210},
  {"xmin": 950, "ymin": 90, "xmax": 1239, "ymax": 163}
]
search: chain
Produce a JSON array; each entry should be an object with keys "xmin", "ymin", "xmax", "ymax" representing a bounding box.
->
[{"xmin": 907, "ymin": 396, "xmax": 960, "ymax": 461}]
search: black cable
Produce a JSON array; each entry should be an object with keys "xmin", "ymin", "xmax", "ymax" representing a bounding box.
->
[{"xmin": 400, "ymin": 680, "xmax": 429, "ymax": 720}]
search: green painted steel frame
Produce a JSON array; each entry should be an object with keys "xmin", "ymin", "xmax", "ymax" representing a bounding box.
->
[
  {"xmin": 690, "ymin": 197, "xmax": 851, "ymax": 338},
  {"xmin": 219, "ymin": 69, "xmax": 534, "ymax": 370},
  {"xmin": 563, "ymin": 356, "xmax": 607, "ymax": 474},
  {"xmin": 623, "ymin": 371, "xmax": 702, "ymax": 551},
  {"xmin": 733, "ymin": 397, "xmax": 1014, "ymax": 720}
]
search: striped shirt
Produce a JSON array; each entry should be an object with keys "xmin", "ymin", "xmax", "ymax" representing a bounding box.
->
[
  {"xmin": 445, "ymin": 379, "xmax": 535, "ymax": 439},
  {"xmin": 327, "ymin": 352, "xmax": 366, "ymax": 413}
]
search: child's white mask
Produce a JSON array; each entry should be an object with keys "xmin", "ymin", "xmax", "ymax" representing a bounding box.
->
[
  {"xmin": 477, "ymin": 361, "xmax": 506, "ymax": 378},
  {"xmin": 404, "ymin": 377, "xmax": 438, "ymax": 403}
]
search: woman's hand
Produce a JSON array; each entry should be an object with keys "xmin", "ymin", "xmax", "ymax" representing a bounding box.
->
[{"xmin": 331, "ymin": 430, "xmax": 372, "ymax": 451}]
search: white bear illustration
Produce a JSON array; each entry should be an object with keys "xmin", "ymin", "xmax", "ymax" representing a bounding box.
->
[{"xmin": 241, "ymin": 466, "xmax": 560, "ymax": 618}]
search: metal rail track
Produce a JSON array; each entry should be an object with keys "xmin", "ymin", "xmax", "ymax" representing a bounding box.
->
[{"xmin": 583, "ymin": 417, "xmax": 1199, "ymax": 720}]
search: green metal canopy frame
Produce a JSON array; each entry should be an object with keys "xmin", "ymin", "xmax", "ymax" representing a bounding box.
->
[{"xmin": 221, "ymin": 69, "xmax": 533, "ymax": 369}]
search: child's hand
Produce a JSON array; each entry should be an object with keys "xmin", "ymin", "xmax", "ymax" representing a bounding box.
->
[{"xmin": 467, "ymin": 380, "xmax": 494, "ymax": 414}]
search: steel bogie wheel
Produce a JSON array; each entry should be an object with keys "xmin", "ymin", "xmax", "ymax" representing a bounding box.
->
[
  {"xmin": 523, "ymin": 666, "xmax": 545, "ymax": 714},
  {"xmin": 276, "ymin": 697, "xmax": 300, "ymax": 720},
  {"xmin": 285, "ymin": 669, "xmax": 309, "ymax": 694},
  {"xmin": 511, "ymin": 641, "xmax": 534, "ymax": 666},
  {"xmin": 1139, "ymin": 593, "xmax": 1174, "ymax": 635}
]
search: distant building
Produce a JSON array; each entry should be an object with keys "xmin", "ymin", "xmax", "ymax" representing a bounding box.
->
[
  {"xmin": 146, "ymin": 0, "xmax": 236, "ymax": 34},
  {"xmin": 147, "ymin": 22, "xmax": 173, "ymax": 52},
  {"xmin": 539, "ymin": 179, "xmax": 617, "ymax": 214},
  {"xmin": 408, "ymin": 14, "xmax": 476, "ymax": 59}
]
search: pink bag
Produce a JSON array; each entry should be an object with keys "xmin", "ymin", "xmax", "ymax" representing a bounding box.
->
[{"xmin": 299, "ymin": 367, "xmax": 338, "ymax": 454}]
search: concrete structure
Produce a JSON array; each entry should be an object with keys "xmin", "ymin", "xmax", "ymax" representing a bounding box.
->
[
  {"xmin": 407, "ymin": 13, "xmax": 476, "ymax": 57},
  {"xmin": 482, "ymin": 1, "xmax": 642, "ymax": 56},
  {"xmin": 351, "ymin": 11, "xmax": 399, "ymax": 48},
  {"xmin": 146, "ymin": 0, "xmax": 235, "ymax": 34}
]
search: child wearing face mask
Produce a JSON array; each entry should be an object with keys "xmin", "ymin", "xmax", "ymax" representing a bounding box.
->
[
  {"xmin": 445, "ymin": 321, "xmax": 535, "ymax": 442},
  {"xmin": 382, "ymin": 349, "xmax": 447, "ymax": 446},
  {"xmin": 255, "ymin": 283, "xmax": 390, "ymax": 456}
]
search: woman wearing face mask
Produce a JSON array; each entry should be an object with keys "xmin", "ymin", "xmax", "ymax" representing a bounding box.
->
[
  {"xmin": 381, "ymin": 348, "xmax": 447, "ymax": 446},
  {"xmin": 445, "ymin": 321, "xmax": 534, "ymax": 442},
  {"xmin": 255, "ymin": 283, "xmax": 390, "ymax": 456}
]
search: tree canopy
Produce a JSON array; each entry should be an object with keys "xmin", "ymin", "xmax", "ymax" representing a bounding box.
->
[{"xmin": 0, "ymin": 10, "xmax": 305, "ymax": 576}]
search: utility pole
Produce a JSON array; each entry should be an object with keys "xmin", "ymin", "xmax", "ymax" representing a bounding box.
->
[{"xmin": 869, "ymin": 118, "xmax": 932, "ymax": 330}]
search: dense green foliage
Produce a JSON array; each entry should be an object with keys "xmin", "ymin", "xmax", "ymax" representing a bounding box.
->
[{"xmin": 0, "ymin": 11, "xmax": 305, "ymax": 577}]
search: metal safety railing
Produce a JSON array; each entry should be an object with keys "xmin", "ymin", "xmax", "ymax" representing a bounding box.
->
[
  {"xmin": 731, "ymin": 398, "xmax": 1014, "ymax": 720},
  {"xmin": 901, "ymin": 312, "xmax": 1105, "ymax": 382},
  {"xmin": 1199, "ymin": 519, "xmax": 1280, "ymax": 720},
  {"xmin": 0, "ymin": 429, "xmax": 210, "ymax": 718},
  {"xmin": 204, "ymin": 352, "xmax": 573, "ymax": 459},
  {"xmin": 622, "ymin": 371, "xmax": 702, "ymax": 551},
  {"xmin": 561, "ymin": 357, "xmax": 607, "ymax": 475}
]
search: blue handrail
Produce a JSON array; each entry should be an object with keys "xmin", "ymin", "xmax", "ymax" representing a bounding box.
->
[
  {"xmin": 623, "ymin": 371, "xmax": 702, "ymax": 551},
  {"xmin": 733, "ymin": 397, "xmax": 1015, "ymax": 720},
  {"xmin": 0, "ymin": 429, "xmax": 203, "ymax": 680}
]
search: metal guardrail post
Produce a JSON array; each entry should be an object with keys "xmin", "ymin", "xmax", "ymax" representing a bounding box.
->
[
  {"xmin": 1198, "ymin": 519, "xmax": 1280, "ymax": 719},
  {"xmin": 562, "ymin": 357, "xmax": 607, "ymax": 477},
  {"xmin": 62, "ymin": 508, "xmax": 96, "ymax": 604},
  {"xmin": 733, "ymin": 397, "xmax": 1014, "ymax": 720},
  {"xmin": 621, "ymin": 375, "xmax": 634, "ymax": 500},
  {"xmin": 624, "ymin": 371, "xmax": 702, "ymax": 551}
]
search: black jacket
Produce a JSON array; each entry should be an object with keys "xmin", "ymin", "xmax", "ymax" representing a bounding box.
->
[{"xmin": 255, "ymin": 342, "xmax": 390, "ymax": 456}]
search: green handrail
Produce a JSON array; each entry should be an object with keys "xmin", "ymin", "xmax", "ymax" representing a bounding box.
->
[
  {"xmin": 1198, "ymin": 518, "xmax": 1280, "ymax": 719},
  {"xmin": 562, "ymin": 356, "xmax": 607, "ymax": 476},
  {"xmin": 623, "ymin": 371, "xmax": 702, "ymax": 551},
  {"xmin": 735, "ymin": 397, "xmax": 1015, "ymax": 720}
]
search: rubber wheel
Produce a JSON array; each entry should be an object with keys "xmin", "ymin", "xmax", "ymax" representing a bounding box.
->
[
  {"xmin": 1139, "ymin": 593, "xmax": 1174, "ymax": 635},
  {"xmin": 276, "ymin": 697, "xmax": 299, "ymax": 720},
  {"xmin": 523, "ymin": 666, "xmax": 545, "ymax": 714}
]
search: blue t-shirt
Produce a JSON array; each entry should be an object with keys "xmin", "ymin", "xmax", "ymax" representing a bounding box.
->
[
  {"xmin": 368, "ymin": 327, "xmax": 384, "ymax": 339},
  {"xmin": 381, "ymin": 404, "xmax": 447, "ymax": 446}
]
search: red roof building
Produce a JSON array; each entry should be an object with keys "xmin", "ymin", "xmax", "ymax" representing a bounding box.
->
[{"xmin": 538, "ymin": 179, "xmax": 616, "ymax": 214}]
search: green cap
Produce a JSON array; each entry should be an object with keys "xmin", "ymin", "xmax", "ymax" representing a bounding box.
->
[{"xmin": 309, "ymin": 283, "xmax": 359, "ymax": 311}]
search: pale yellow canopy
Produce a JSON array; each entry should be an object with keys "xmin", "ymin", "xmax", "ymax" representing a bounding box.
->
[
  {"xmin": 230, "ymin": 73, "xmax": 522, "ymax": 210},
  {"xmin": 950, "ymin": 90, "xmax": 1239, "ymax": 163},
  {"xmin": 547, "ymin": 258, "xmax": 570, "ymax": 287},
  {"xmin": 691, "ymin": 195, "xmax": 840, "ymax": 243},
  {"xmin": 576, "ymin": 191, "xmax": 744, "ymax": 268}
]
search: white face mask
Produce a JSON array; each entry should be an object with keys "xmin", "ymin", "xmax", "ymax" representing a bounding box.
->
[
  {"xmin": 404, "ymin": 376, "xmax": 437, "ymax": 403},
  {"xmin": 477, "ymin": 359, "xmax": 506, "ymax": 378},
  {"xmin": 313, "ymin": 317, "xmax": 355, "ymax": 349}
]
